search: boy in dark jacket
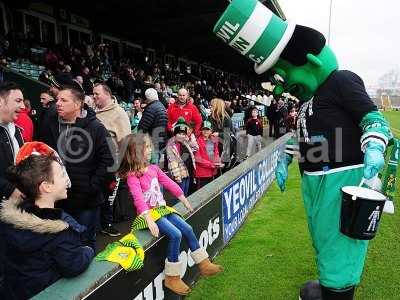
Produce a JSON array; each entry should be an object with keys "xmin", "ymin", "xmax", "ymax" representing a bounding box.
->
[{"xmin": 0, "ymin": 143, "xmax": 94, "ymax": 299}]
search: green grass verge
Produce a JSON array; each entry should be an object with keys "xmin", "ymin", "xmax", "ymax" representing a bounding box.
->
[{"xmin": 187, "ymin": 111, "xmax": 400, "ymax": 300}]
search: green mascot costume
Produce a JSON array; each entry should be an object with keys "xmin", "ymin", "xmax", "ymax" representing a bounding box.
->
[{"xmin": 213, "ymin": 1, "xmax": 393, "ymax": 299}]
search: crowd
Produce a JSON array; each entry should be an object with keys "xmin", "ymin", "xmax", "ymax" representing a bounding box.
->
[
  {"xmin": 0, "ymin": 33, "xmax": 299, "ymax": 299},
  {"xmin": 0, "ymin": 77, "xmax": 276, "ymax": 298}
]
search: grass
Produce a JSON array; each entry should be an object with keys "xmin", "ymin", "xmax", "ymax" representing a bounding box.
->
[{"xmin": 187, "ymin": 111, "xmax": 400, "ymax": 300}]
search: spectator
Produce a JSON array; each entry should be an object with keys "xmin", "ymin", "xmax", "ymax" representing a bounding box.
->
[
  {"xmin": 246, "ymin": 108, "xmax": 263, "ymax": 158},
  {"xmin": 38, "ymin": 86, "xmax": 114, "ymax": 250},
  {"xmin": 160, "ymin": 82, "xmax": 172, "ymax": 98},
  {"xmin": 93, "ymin": 83, "xmax": 131, "ymax": 237},
  {"xmin": 93, "ymin": 83, "xmax": 131, "ymax": 151},
  {"xmin": 195, "ymin": 120, "xmax": 222, "ymax": 188},
  {"xmin": 244, "ymin": 100, "xmax": 257, "ymax": 122},
  {"xmin": 55, "ymin": 65, "xmax": 74, "ymax": 86},
  {"xmin": 131, "ymin": 97, "xmax": 143, "ymax": 130},
  {"xmin": 0, "ymin": 82, "xmax": 24, "ymax": 298},
  {"xmin": 209, "ymin": 98, "xmax": 232, "ymax": 166},
  {"xmin": 81, "ymin": 67, "xmax": 93, "ymax": 95},
  {"xmin": 0, "ymin": 82, "xmax": 24, "ymax": 200},
  {"xmin": 154, "ymin": 82, "xmax": 168, "ymax": 108},
  {"xmin": 14, "ymin": 99, "xmax": 33, "ymax": 142},
  {"xmin": 266, "ymin": 99, "xmax": 277, "ymax": 137},
  {"xmin": 0, "ymin": 146, "xmax": 94, "ymax": 299},
  {"xmin": 166, "ymin": 118, "xmax": 196, "ymax": 196},
  {"xmin": 167, "ymin": 88, "xmax": 202, "ymax": 136},
  {"xmin": 106, "ymin": 72, "xmax": 124, "ymax": 100},
  {"xmin": 138, "ymin": 88, "xmax": 168, "ymax": 163},
  {"xmin": 224, "ymin": 99, "xmax": 233, "ymax": 117},
  {"xmin": 40, "ymin": 90, "xmax": 55, "ymax": 109},
  {"xmin": 75, "ymin": 75, "xmax": 84, "ymax": 87},
  {"xmin": 118, "ymin": 133, "xmax": 222, "ymax": 295},
  {"xmin": 286, "ymin": 106, "xmax": 298, "ymax": 132},
  {"xmin": 44, "ymin": 49, "xmax": 58, "ymax": 72},
  {"xmin": 274, "ymin": 98, "xmax": 288, "ymax": 139},
  {"xmin": 231, "ymin": 99, "xmax": 242, "ymax": 113}
]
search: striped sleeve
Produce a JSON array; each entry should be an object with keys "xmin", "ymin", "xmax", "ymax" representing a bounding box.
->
[
  {"xmin": 284, "ymin": 137, "xmax": 299, "ymax": 156},
  {"xmin": 359, "ymin": 111, "xmax": 393, "ymax": 152}
]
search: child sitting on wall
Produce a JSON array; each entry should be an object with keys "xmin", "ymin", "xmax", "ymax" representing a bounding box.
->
[{"xmin": 119, "ymin": 133, "xmax": 222, "ymax": 295}]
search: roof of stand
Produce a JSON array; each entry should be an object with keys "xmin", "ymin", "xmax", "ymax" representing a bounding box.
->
[{"xmin": 9, "ymin": 0, "xmax": 285, "ymax": 76}]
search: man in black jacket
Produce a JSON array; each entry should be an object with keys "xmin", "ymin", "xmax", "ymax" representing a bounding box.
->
[
  {"xmin": 38, "ymin": 85, "xmax": 114, "ymax": 250},
  {"xmin": 138, "ymin": 88, "xmax": 168, "ymax": 164},
  {"xmin": 0, "ymin": 81, "xmax": 24, "ymax": 298},
  {"xmin": 0, "ymin": 82, "xmax": 24, "ymax": 200}
]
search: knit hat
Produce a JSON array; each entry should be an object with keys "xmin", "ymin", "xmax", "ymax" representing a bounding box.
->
[
  {"xmin": 201, "ymin": 120, "xmax": 212, "ymax": 130},
  {"xmin": 145, "ymin": 88, "xmax": 159, "ymax": 101},
  {"xmin": 173, "ymin": 117, "xmax": 188, "ymax": 135},
  {"xmin": 213, "ymin": 0, "xmax": 295, "ymax": 74}
]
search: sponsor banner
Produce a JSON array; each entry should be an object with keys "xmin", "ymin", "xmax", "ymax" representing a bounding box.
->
[
  {"xmin": 222, "ymin": 145, "xmax": 283, "ymax": 243},
  {"xmin": 86, "ymin": 194, "xmax": 223, "ymax": 300}
]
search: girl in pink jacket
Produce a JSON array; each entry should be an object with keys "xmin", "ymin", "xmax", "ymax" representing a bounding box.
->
[{"xmin": 118, "ymin": 133, "xmax": 222, "ymax": 296}]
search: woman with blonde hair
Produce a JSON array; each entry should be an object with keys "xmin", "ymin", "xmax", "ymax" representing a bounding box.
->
[{"xmin": 209, "ymin": 98, "xmax": 233, "ymax": 169}]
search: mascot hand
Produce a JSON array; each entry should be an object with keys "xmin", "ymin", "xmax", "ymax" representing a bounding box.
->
[
  {"xmin": 275, "ymin": 154, "xmax": 292, "ymax": 192},
  {"xmin": 363, "ymin": 141, "xmax": 385, "ymax": 180}
]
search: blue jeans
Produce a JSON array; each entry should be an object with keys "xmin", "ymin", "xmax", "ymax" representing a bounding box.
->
[
  {"xmin": 178, "ymin": 177, "xmax": 190, "ymax": 197},
  {"xmin": 156, "ymin": 213, "xmax": 200, "ymax": 262},
  {"xmin": 71, "ymin": 207, "xmax": 100, "ymax": 251}
]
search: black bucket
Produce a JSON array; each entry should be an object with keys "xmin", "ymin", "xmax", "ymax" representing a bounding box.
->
[{"xmin": 340, "ymin": 186, "xmax": 387, "ymax": 240}]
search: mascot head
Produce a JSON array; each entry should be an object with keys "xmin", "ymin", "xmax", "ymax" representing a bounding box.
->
[{"xmin": 213, "ymin": 0, "xmax": 338, "ymax": 101}]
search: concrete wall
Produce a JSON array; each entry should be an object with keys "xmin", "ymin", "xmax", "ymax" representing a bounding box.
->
[{"xmin": 33, "ymin": 134, "xmax": 292, "ymax": 300}]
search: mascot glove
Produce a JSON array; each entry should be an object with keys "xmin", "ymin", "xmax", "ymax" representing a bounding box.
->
[
  {"xmin": 275, "ymin": 153, "xmax": 292, "ymax": 192},
  {"xmin": 363, "ymin": 141, "xmax": 385, "ymax": 180}
]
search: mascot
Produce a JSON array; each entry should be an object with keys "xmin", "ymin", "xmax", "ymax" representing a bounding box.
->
[{"xmin": 213, "ymin": 1, "xmax": 393, "ymax": 299}]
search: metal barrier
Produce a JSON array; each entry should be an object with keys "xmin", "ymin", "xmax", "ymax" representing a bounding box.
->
[{"xmin": 33, "ymin": 134, "xmax": 292, "ymax": 300}]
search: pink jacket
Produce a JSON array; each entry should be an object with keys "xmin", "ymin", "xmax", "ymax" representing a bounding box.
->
[{"xmin": 127, "ymin": 165, "xmax": 183, "ymax": 215}]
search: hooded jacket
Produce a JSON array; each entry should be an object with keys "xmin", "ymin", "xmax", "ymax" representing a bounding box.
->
[
  {"xmin": 38, "ymin": 104, "xmax": 114, "ymax": 210},
  {"xmin": 0, "ymin": 197, "xmax": 94, "ymax": 299}
]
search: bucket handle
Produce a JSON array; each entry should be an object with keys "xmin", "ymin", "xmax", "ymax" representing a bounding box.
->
[{"xmin": 351, "ymin": 178, "xmax": 366, "ymax": 200}]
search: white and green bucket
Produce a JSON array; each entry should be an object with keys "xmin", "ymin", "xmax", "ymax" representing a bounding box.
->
[{"xmin": 213, "ymin": 0, "xmax": 295, "ymax": 74}]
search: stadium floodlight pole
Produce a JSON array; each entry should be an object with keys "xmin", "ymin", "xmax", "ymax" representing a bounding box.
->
[{"xmin": 327, "ymin": 0, "xmax": 333, "ymax": 45}]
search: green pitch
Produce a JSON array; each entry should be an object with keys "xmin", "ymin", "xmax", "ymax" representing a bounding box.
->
[{"xmin": 188, "ymin": 111, "xmax": 400, "ymax": 300}]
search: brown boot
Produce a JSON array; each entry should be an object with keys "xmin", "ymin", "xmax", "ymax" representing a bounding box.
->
[
  {"xmin": 191, "ymin": 248, "xmax": 223, "ymax": 277},
  {"xmin": 164, "ymin": 260, "xmax": 191, "ymax": 295}
]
